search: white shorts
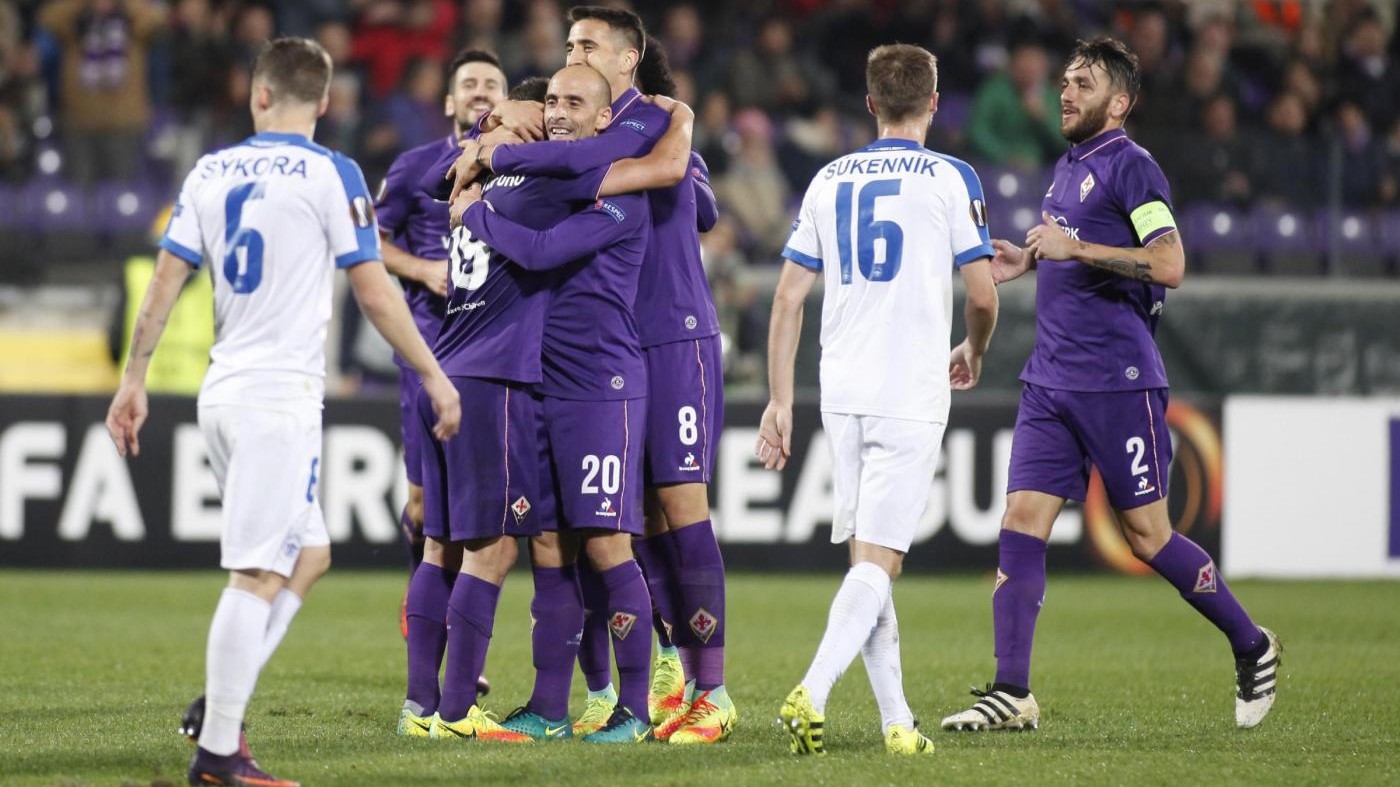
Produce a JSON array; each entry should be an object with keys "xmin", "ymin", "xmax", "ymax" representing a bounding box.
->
[
  {"xmin": 199, "ymin": 403, "xmax": 329, "ymax": 577},
  {"xmin": 822, "ymin": 412, "xmax": 945, "ymax": 553}
]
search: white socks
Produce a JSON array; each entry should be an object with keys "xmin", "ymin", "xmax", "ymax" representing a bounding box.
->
[
  {"xmin": 802, "ymin": 562, "xmax": 890, "ymax": 712},
  {"xmin": 862, "ymin": 589, "xmax": 914, "ymax": 733},
  {"xmin": 201, "ymin": 588, "xmax": 272, "ymax": 756},
  {"xmin": 257, "ymin": 588, "xmax": 304, "ymax": 671}
]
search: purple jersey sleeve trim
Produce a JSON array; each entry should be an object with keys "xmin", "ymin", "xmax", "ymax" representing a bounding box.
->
[
  {"xmin": 954, "ymin": 243, "xmax": 995, "ymax": 267},
  {"xmin": 159, "ymin": 236, "xmax": 202, "ymax": 267},
  {"xmin": 1141, "ymin": 225, "xmax": 1179, "ymax": 247},
  {"xmin": 783, "ymin": 246, "xmax": 822, "ymax": 270}
]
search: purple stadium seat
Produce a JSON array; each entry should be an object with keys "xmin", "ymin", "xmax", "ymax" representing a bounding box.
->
[
  {"xmin": 1377, "ymin": 211, "xmax": 1400, "ymax": 257},
  {"xmin": 22, "ymin": 180, "xmax": 100, "ymax": 261},
  {"xmin": 1250, "ymin": 204, "xmax": 1322, "ymax": 276},
  {"xmin": 1318, "ymin": 209, "xmax": 1390, "ymax": 277},
  {"xmin": 1181, "ymin": 204, "xmax": 1256, "ymax": 275}
]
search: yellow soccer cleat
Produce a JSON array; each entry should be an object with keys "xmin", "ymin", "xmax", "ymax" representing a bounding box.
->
[
  {"xmin": 396, "ymin": 706, "xmax": 434, "ymax": 738},
  {"xmin": 885, "ymin": 723, "xmax": 935, "ymax": 755},
  {"xmin": 668, "ymin": 687, "xmax": 737, "ymax": 745},
  {"xmin": 428, "ymin": 706, "xmax": 533, "ymax": 743},
  {"xmin": 572, "ymin": 686, "xmax": 618, "ymax": 737},
  {"xmin": 648, "ymin": 648, "xmax": 688, "ymax": 725},
  {"xmin": 778, "ymin": 685, "xmax": 825, "ymax": 756}
]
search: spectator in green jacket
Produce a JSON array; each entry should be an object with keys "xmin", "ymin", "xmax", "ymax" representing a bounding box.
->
[{"xmin": 967, "ymin": 41, "xmax": 1065, "ymax": 169}]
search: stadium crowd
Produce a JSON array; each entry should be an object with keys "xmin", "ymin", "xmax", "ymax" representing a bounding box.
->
[{"xmin": 3, "ymin": 0, "xmax": 1400, "ymax": 384}]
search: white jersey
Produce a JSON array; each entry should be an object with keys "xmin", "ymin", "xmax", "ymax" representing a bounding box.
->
[
  {"xmin": 160, "ymin": 132, "xmax": 381, "ymax": 408},
  {"xmin": 782, "ymin": 138, "xmax": 993, "ymax": 423}
]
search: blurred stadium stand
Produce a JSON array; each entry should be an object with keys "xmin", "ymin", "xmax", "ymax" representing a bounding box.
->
[{"xmin": 1, "ymin": 0, "xmax": 1399, "ymax": 394}]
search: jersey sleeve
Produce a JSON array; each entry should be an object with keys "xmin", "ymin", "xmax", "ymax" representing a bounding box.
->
[
  {"xmin": 944, "ymin": 159, "xmax": 994, "ymax": 267},
  {"xmin": 158, "ymin": 166, "xmax": 206, "ymax": 268},
  {"xmin": 492, "ymin": 118, "xmax": 660, "ymax": 177},
  {"xmin": 462, "ymin": 193, "xmax": 647, "ymax": 272},
  {"xmin": 1116, "ymin": 153, "xmax": 1178, "ymax": 246},
  {"xmin": 780, "ymin": 182, "xmax": 822, "ymax": 271},
  {"xmin": 418, "ymin": 144, "xmax": 462, "ymax": 202},
  {"xmin": 324, "ymin": 153, "xmax": 382, "ymax": 269},
  {"xmin": 692, "ymin": 152, "xmax": 719, "ymax": 232},
  {"xmin": 374, "ymin": 150, "xmax": 417, "ymax": 237}
]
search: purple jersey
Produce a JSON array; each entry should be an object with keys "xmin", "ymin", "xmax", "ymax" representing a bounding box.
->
[
  {"xmin": 433, "ymin": 171, "xmax": 600, "ymax": 383},
  {"xmin": 490, "ymin": 88, "xmax": 721, "ymax": 347},
  {"xmin": 462, "ymin": 191, "xmax": 651, "ymax": 400},
  {"xmin": 375, "ymin": 135, "xmax": 456, "ymax": 366},
  {"xmin": 1021, "ymin": 128, "xmax": 1176, "ymax": 392}
]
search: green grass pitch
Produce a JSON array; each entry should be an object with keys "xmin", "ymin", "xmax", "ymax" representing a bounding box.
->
[{"xmin": 1, "ymin": 570, "xmax": 1396, "ymax": 786}]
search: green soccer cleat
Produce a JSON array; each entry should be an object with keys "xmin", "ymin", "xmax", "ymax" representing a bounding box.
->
[
  {"xmin": 779, "ymin": 685, "xmax": 826, "ymax": 756},
  {"xmin": 648, "ymin": 646, "xmax": 687, "ymax": 725},
  {"xmin": 582, "ymin": 707, "xmax": 655, "ymax": 744},
  {"xmin": 500, "ymin": 706, "xmax": 573, "ymax": 740},
  {"xmin": 428, "ymin": 706, "xmax": 533, "ymax": 743},
  {"xmin": 396, "ymin": 706, "xmax": 434, "ymax": 738},
  {"xmin": 885, "ymin": 722, "xmax": 935, "ymax": 755},
  {"xmin": 572, "ymin": 685, "xmax": 618, "ymax": 737}
]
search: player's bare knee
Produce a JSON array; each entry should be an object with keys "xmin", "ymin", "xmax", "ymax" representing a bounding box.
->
[
  {"xmin": 656, "ymin": 482, "xmax": 710, "ymax": 528},
  {"xmin": 530, "ymin": 532, "xmax": 575, "ymax": 568},
  {"xmin": 583, "ymin": 531, "xmax": 633, "ymax": 572},
  {"xmin": 228, "ymin": 568, "xmax": 285, "ymax": 602},
  {"xmin": 423, "ymin": 536, "xmax": 449, "ymax": 566}
]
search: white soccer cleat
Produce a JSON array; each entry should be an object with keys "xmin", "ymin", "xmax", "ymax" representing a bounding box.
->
[
  {"xmin": 1235, "ymin": 626, "xmax": 1281, "ymax": 729},
  {"xmin": 940, "ymin": 686, "xmax": 1040, "ymax": 731}
]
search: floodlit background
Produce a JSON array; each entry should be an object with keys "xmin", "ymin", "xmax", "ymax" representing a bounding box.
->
[{"xmin": 0, "ymin": 2, "xmax": 1397, "ymax": 785}]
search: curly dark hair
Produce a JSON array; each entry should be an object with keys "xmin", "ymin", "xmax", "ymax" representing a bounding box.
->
[{"xmin": 635, "ymin": 36, "xmax": 676, "ymax": 96}]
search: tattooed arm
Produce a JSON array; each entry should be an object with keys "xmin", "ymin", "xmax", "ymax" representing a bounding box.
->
[
  {"xmin": 1025, "ymin": 210, "xmax": 1185, "ymax": 288},
  {"xmin": 105, "ymin": 249, "xmax": 192, "ymax": 457}
]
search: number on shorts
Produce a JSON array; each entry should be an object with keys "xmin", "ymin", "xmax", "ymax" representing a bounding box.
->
[
  {"xmin": 677, "ymin": 406, "xmax": 699, "ymax": 446},
  {"xmin": 580, "ymin": 454, "xmax": 621, "ymax": 495},
  {"xmin": 305, "ymin": 457, "xmax": 319, "ymax": 502},
  {"xmin": 1125, "ymin": 437, "xmax": 1148, "ymax": 476}
]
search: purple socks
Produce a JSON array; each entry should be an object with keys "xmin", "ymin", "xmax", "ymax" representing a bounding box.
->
[
  {"xmin": 576, "ymin": 560, "xmax": 613, "ymax": 692},
  {"xmin": 438, "ymin": 574, "xmax": 500, "ymax": 722},
  {"xmin": 404, "ymin": 562, "xmax": 454, "ymax": 713},
  {"xmin": 528, "ymin": 565, "xmax": 583, "ymax": 720},
  {"xmin": 600, "ymin": 560, "xmax": 653, "ymax": 718},
  {"xmin": 993, "ymin": 530, "xmax": 1047, "ymax": 692},
  {"xmin": 1148, "ymin": 532, "xmax": 1263, "ymax": 654},
  {"xmin": 673, "ymin": 520, "xmax": 726, "ymax": 690}
]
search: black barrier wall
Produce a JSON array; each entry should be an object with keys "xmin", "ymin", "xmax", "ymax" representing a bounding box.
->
[{"xmin": 0, "ymin": 395, "xmax": 1222, "ymax": 574}]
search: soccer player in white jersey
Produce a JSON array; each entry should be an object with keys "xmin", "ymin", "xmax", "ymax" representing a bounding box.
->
[
  {"xmin": 757, "ymin": 44, "xmax": 999, "ymax": 756},
  {"xmin": 105, "ymin": 38, "xmax": 460, "ymax": 787}
]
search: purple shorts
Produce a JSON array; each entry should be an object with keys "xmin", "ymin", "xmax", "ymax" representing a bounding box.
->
[
  {"xmin": 1007, "ymin": 382, "xmax": 1172, "ymax": 511},
  {"xmin": 398, "ymin": 365, "xmax": 426, "ymax": 486},
  {"xmin": 417, "ymin": 377, "xmax": 541, "ymax": 542},
  {"xmin": 539, "ymin": 396, "xmax": 646, "ymax": 535},
  {"xmin": 644, "ymin": 336, "xmax": 723, "ymax": 485}
]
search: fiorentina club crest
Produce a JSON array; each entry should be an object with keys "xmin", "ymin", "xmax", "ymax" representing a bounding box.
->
[
  {"xmin": 1080, "ymin": 172, "xmax": 1095, "ymax": 202},
  {"xmin": 609, "ymin": 611, "xmax": 637, "ymax": 641},
  {"xmin": 689, "ymin": 608, "xmax": 719, "ymax": 643},
  {"xmin": 1194, "ymin": 561, "xmax": 1218, "ymax": 594},
  {"xmin": 511, "ymin": 496, "xmax": 531, "ymax": 525},
  {"xmin": 994, "ymin": 568, "xmax": 1009, "ymax": 594}
]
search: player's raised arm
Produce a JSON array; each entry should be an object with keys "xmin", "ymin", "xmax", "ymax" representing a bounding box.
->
[
  {"xmin": 594, "ymin": 97, "xmax": 695, "ymax": 195},
  {"xmin": 106, "ymin": 248, "xmax": 194, "ymax": 457},
  {"xmin": 1026, "ymin": 210, "xmax": 1185, "ymax": 287},
  {"xmin": 458, "ymin": 186, "xmax": 648, "ymax": 271}
]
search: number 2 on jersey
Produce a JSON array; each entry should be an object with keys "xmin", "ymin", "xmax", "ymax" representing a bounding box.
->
[
  {"xmin": 223, "ymin": 181, "xmax": 266, "ymax": 294},
  {"xmin": 836, "ymin": 178, "xmax": 904, "ymax": 284}
]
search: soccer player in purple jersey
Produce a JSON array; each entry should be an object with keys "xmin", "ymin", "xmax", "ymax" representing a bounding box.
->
[
  {"xmin": 393, "ymin": 77, "xmax": 551, "ymax": 741},
  {"xmin": 375, "ymin": 49, "xmax": 505, "ymax": 599},
  {"xmin": 447, "ymin": 10, "xmax": 735, "ymax": 744},
  {"xmin": 941, "ymin": 38, "xmax": 1279, "ymax": 733},
  {"xmin": 452, "ymin": 62, "xmax": 660, "ymax": 745}
]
